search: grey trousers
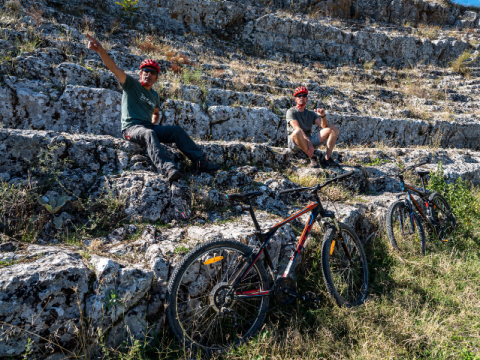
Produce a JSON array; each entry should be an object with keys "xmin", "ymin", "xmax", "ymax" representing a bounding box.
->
[{"xmin": 122, "ymin": 124, "xmax": 204, "ymax": 174}]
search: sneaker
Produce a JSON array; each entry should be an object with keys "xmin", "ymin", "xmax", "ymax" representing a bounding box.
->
[
  {"xmin": 322, "ymin": 157, "xmax": 339, "ymax": 167},
  {"xmin": 196, "ymin": 159, "xmax": 220, "ymax": 173},
  {"xmin": 309, "ymin": 156, "xmax": 320, "ymax": 168},
  {"xmin": 167, "ymin": 169, "xmax": 182, "ymax": 182}
]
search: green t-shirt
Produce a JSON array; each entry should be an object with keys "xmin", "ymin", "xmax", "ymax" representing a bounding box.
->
[
  {"xmin": 120, "ymin": 74, "xmax": 161, "ymax": 131},
  {"xmin": 286, "ymin": 107, "xmax": 319, "ymax": 136}
]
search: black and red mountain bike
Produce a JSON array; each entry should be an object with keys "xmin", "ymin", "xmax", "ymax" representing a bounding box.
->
[
  {"xmin": 166, "ymin": 171, "xmax": 368, "ymax": 354},
  {"xmin": 370, "ymin": 160, "xmax": 456, "ymax": 256}
]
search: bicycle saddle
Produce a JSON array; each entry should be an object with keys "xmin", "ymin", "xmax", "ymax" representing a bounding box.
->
[
  {"xmin": 226, "ymin": 191, "xmax": 262, "ymax": 202},
  {"xmin": 416, "ymin": 171, "xmax": 429, "ymax": 177}
]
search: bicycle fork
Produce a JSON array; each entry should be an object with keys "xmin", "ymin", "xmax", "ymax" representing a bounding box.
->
[{"xmin": 326, "ymin": 217, "xmax": 353, "ymax": 265}]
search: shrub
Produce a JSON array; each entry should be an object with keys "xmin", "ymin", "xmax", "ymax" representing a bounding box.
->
[
  {"xmin": 5, "ymin": 0, "xmax": 21, "ymax": 14},
  {"xmin": 428, "ymin": 161, "xmax": 480, "ymax": 230},
  {"xmin": 363, "ymin": 60, "xmax": 375, "ymax": 70}
]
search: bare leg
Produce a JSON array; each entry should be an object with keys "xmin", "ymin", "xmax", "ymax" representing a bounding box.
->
[
  {"xmin": 319, "ymin": 125, "xmax": 339, "ymax": 160},
  {"xmin": 291, "ymin": 129, "xmax": 314, "ymax": 158}
]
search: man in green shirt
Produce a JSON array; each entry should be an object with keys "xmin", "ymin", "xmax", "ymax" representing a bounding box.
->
[
  {"xmin": 286, "ymin": 86, "xmax": 339, "ymax": 167},
  {"xmin": 86, "ymin": 34, "xmax": 219, "ymax": 181}
]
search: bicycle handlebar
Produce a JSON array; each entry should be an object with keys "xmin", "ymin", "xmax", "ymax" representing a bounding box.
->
[
  {"xmin": 278, "ymin": 171, "xmax": 355, "ymax": 195},
  {"xmin": 369, "ymin": 160, "xmax": 429, "ymax": 182},
  {"xmin": 399, "ymin": 159, "xmax": 428, "ymax": 175}
]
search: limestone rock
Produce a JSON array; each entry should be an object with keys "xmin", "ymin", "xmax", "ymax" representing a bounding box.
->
[
  {"xmin": 85, "ymin": 256, "xmax": 154, "ymax": 332},
  {"xmin": 209, "ymin": 105, "xmax": 285, "ymax": 144},
  {"xmin": 95, "ymin": 172, "xmax": 172, "ymax": 222},
  {"xmin": 0, "ymin": 252, "xmax": 93, "ymax": 356},
  {"xmin": 160, "ymin": 99, "xmax": 210, "ymax": 139}
]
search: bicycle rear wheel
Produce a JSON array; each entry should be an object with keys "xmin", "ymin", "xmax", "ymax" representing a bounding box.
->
[
  {"xmin": 428, "ymin": 192, "xmax": 456, "ymax": 240},
  {"xmin": 321, "ymin": 223, "xmax": 368, "ymax": 307},
  {"xmin": 166, "ymin": 239, "xmax": 269, "ymax": 355},
  {"xmin": 386, "ymin": 200, "xmax": 426, "ymax": 256}
]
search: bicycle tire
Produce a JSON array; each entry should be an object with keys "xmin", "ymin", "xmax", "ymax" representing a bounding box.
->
[
  {"xmin": 386, "ymin": 200, "xmax": 426, "ymax": 256},
  {"xmin": 321, "ymin": 223, "xmax": 368, "ymax": 307},
  {"xmin": 428, "ymin": 192, "xmax": 456, "ymax": 240},
  {"xmin": 166, "ymin": 239, "xmax": 270, "ymax": 355}
]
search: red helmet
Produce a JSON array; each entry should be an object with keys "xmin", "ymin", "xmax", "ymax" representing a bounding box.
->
[
  {"xmin": 293, "ymin": 86, "xmax": 308, "ymax": 97},
  {"xmin": 139, "ymin": 59, "xmax": 160, "ymax": 73}
]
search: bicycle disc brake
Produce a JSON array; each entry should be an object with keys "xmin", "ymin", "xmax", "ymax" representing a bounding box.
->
[{"xmin": 274, "ymin": 277, "xmax": 297, "ymax": 305}]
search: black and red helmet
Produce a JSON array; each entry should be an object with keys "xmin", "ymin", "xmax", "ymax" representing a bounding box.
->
[
  {"xmin": 293, "ymin": 86, "xmax": 308, "ymax": 97},
  {"xmin": 139, "ymin": 59, "xmax": 160, "ymax": 73}
]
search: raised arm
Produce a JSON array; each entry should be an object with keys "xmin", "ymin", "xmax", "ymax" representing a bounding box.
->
[
  {"xmin": 314, "ymin": 108, "xmax": 328, "ymax": 128},
  {"xmin": 86, "ymin": 33, "xmax": 126, "ymax": 84}
]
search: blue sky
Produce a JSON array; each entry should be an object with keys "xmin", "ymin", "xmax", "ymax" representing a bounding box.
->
[{"xmin": 453, "ymin": 0, "xmax": 480, "ymax": 6}]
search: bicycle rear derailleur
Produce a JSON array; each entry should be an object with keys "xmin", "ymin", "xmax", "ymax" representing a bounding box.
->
[{"xmin": 274, "ymin": 277, "xmax": 319, "ymax": 309}]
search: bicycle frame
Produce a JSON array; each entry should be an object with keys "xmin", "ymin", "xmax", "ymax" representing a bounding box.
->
[
  {"xmin": 397, "ymin": 174, "xmax": 442, "ymax": 234},
  {"xmin": 230, "ymin": 195, "xmax": 343, "ymax": 300}
]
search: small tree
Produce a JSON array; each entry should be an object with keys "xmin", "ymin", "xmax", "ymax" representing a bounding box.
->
[{"xmin": 115, "ymin": 0, "xmax": 140, "ymax": 22}]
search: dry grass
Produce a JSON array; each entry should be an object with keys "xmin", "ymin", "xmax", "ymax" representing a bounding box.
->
[
  {"xmin": 406, "ymin": 103, "xmax": 431, "ymax": 121},
  {"xmin": 23, "ymin": 2, "xmax": 45, "ymax": 25},
  {"xmin": 307, "ymin": 0, "xmax": 351, "ymax": 20},
  {"xmin": 403, "ymin": 82, "xmax": 445, "ymax": 101},
  {"xmin": 415, "ymin": 24, "xmax": 441, "ymax": 40},
  {"xmin": 166, "ymin": 51, "xmax": 194, "ymax": 74},
  {"xmin": 450, "ymin": 50, "xmax": 475, "ymax": 77},
  {"xmin": 136, "ymin": 37, "xmax": 171, "ymax": 56},
  {"xmin": 232, "ymin": 73, "xmax": 255, "ymax": 92}
]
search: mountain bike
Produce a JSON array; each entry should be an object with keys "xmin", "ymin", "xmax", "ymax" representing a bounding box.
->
[
  {"xmin": 370, "ymin": 160, "xmax": 456, "ymax": 256},
  {"xmin": 166, "ymin": 171, "xmax": 368, "ymax": 354}
]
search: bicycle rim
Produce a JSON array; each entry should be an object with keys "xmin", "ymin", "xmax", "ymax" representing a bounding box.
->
[{"xmin": 173, "ymin": 246, "xmax": 267, "ymax": 351}]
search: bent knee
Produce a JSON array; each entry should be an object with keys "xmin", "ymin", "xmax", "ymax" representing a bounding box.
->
[
  {"xmin": 291, "ymin": 129, "xmax": 304, "ymax": 138},
  {"xmin": 330, "ymin": 124, "xmax": 339, "ymax": 134},
  {"xmin": 144, "ymin": 129, "xmax": 156, "ymax": 137}
]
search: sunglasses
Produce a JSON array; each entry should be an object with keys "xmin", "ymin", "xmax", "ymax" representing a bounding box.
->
[
  {"xmin": 142, "ymin": 68, "xmax": 158, "ymax": 75},
  {"xmin": 295, "ymin": 94, "xmax": 308, "ymax": 98}
]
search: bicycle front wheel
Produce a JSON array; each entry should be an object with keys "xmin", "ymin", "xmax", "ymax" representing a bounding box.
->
[
  {"xmin": 386, "ymin": 200, "xmax": 426, "ymax": 256},
  {"xmin": 429, "ymin": 192, "xmax": 456, "ymax": 240},
  {"xmin": 321, "ymin": 223, "xmax": 368, "ymax": 307},
  {"xmin": 166, "ymin": 239, "xmax": 270, "ymax": 355}
]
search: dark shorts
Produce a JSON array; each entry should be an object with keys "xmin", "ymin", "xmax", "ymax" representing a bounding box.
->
[{"xmin": 287, "ymin": 132, "xmax": 322, "ymax": 152}]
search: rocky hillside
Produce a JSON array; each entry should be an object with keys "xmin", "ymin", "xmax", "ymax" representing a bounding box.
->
[{"xmin": 1, "ymin": 0, "xmax": 480, "ymax": 358}]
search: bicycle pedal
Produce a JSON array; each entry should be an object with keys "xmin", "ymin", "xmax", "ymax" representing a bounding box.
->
[{"xmin": 302, "ymin": 291, "xmax": 319, "ymax": 309}]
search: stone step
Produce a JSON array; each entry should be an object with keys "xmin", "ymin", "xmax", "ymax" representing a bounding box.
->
[
  {"xmin": 0, "ymin": 128, "xmax": 290, "ymax": 184},
  {"xmin": 2, "ymin": 128, "xmax": 479, "ymax": 190},
  {"xmin": 240, "ymin": 14, "xmax": 471, "ymax": 67},
  {"xmin": 2, "ymin": 76, "xmax": 480, "ymax": 149}
]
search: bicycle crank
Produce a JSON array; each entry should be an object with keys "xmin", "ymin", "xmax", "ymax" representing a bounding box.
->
[
  {"xmin": 274, "ymin": 277, "xmax": 297, "ymax": 305},
  {"xmin": 274, "ymin": 277, "xmax": 320, "ymax": 308}
]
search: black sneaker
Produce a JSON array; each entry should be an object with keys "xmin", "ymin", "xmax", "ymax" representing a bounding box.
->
[
  {"xmin": 322, "ymin": 157, "xmax": 339, "ymax": 167},
  {"xmin": 167, "ymin": 169, "xmax": 182, "ymax": 182},
  {"xmin": 309, "ymin": 156, "xmax": 320, "ymax": 168},
  {"xmin": 196, "ymin": 159, "xmax": 220, "ymax": 173}
]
